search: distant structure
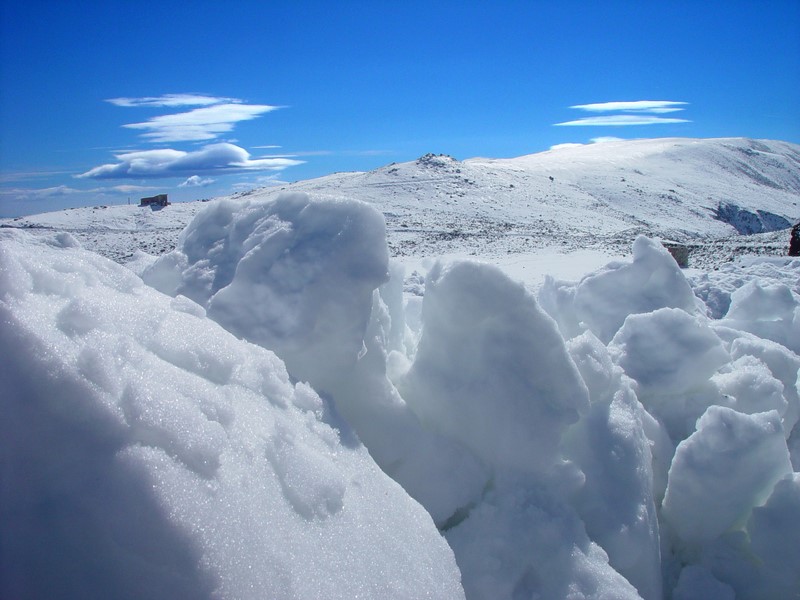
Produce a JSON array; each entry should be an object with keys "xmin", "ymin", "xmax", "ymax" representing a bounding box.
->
[
  {"xmin": 140, "ymin": 194, "xmax": 169, "ymax": 207},
  {"xmin": 790, "ymin": 222, "xmax": 800, "ymax": 257},
  {"xmin": 661, "ymin": 240, "xmax": 690, "ymax": 268}
]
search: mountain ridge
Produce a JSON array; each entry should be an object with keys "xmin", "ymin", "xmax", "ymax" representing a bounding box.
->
[{"xmin": 3, "ymin": 137, "xmax": 798, "ymax": 266}]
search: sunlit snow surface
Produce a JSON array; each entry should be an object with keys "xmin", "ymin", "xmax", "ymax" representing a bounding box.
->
[{"xmin": 2, "ymin": 187, "xmax": 800, "ymax": 598}]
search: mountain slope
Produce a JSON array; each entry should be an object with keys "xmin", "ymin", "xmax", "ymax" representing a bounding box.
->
[
  {"xmin": 282, "ymin": 137, "xmax": 799, "ymax": 243},
  {"xmin": 2, "ymin": 138, "xmax": 798, "ymax": 265}
]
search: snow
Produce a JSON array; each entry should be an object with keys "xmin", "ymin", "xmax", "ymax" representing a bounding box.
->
[
  {"xmin": 540, "ymin": 237, "xmax": 700, "ymax": 343},
  {"xmin": 0, "ymin": 228, "xmax": 463, "ymax": 600},
  {"xmin": 399, "ymin": 259, "xmax": 589, "ymax": 475},
  {"xmin": 2, "ymin": 137, "xmax": 800, "ymax": 599},
  {"xmin": 661, "ymin": 407, "xmax": 791, "ymax": 547}
]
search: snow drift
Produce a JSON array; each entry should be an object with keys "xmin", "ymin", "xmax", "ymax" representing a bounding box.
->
[
  {"xmin": 0, "ymin": 228, "xmax": 464, "ymax": 600},
  {"xmin": 3, "ymin": 191, "xmax": 800, "ymax": 600}
]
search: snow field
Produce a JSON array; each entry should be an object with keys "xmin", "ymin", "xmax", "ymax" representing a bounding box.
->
[{"xmin": 3, "ymin": 192, "xmax": 800, "ymax": 599}]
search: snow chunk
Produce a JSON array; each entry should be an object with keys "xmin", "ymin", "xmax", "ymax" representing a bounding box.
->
[
  {"xmin": 610, "ymin": 307, "xmax": 730, "ymax": 396},
  {"xmin": 0, "ymin": 231, "xmax": 464, "ymax": 600},
  {"xmin": 661, "ymin": 406, "xmax": 791, "ymax": 549},
  {"xmin": 145, "ymin": 192, "xmax": 389, "ymax": 394},
  {"xmin": 747, "ymin": 473, "xmax": 800, "ymax": 598},
  {"xmin": 719, "ymin": 280, "xmax": 800, "ymax": 355},
  {"xmin": 445, "ymin": 482, "xmax": 642, "ymax": 600},
  {"xmin": 400, "ymin": 259, "xmax": 589, "ymax": 475},
  {"xmin": 540, "ymin": 236, "xmax": 698, "ymax": 343},
  {"xmin": 725, "ymin": 280, "xmax": 797, "ymax": 321},
  {"xmin": 712, "ymin": 355, "xmax": 787, "ymax": 417},
  {"xmin": 564, "ymin": 332, "xmax": 662, "ymax": 600},
  {"xmin": 145, "ymin": 193, "xmax": 488, "ymax": 527}
]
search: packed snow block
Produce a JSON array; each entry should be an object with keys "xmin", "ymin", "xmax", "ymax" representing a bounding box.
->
[
  {"xmin": 540, "ymin": 236, "xmax": 698, "ymax": 343},
  {"xmin": 610, "ymin": 307, "xmax": 730, "ymax": 394},
  {"xmin": 712, "ymin": 356, "xmax": 788, "ymax": 417},
  {"xmin": 0, "ymin": 231, "xmax": 465, "ymax": 600},
  {"xmin": 333, "ymin": 287, "xmax": 490, "ymax": 526},
  {"xmin": 722, "ymin": 333, "xmax": 800, "ymax": 450},
  {"xmin": 445, "ymin": 481, "xmax": 643, "ymax": 600},
  {"xmin": 564, "ymin": 332, "xmax": 662, "ymax": 600},
  {"xmin": 609, "ymin": 307, "xmax": 732, "ymax": 441},
  {"xmin": 747, "ymin": 473, "xmax": 800, "ymax": 598},
  {"xmin": 719, "ymin": 280, "xmax": 800, "ymax": 355},
  {"xmin": 400, "ymin": 259, "xmax": 589, "ymax": 475},
  {"xmin": 144, "ymin": 192, "xmax": 390, "ymax": 395},
  {"xmin": 145, "ymin": 193, "xmax": 490, "ymax": 527},
  {"xmin": 661, "ymin": 406, "xmax": 792, "ymax": 551}
]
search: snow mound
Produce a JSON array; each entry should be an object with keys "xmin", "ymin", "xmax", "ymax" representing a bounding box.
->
[
  {"xmin": 0, "ymin": 229, "xmax": 464, "ymax": 600},
  {"xmin": 540, "ymin": 236, "xmax": 698, "ymax": 343},
  {"xmin": 400, "ymin": 259, "xmax": 589, "ymax": 475},
  {"xmin": 144, "ymin": 192, "xmax": 490, "ymax": 527},
  {"xmin": 4, "ymin": 187, "xmax": 800, "ymax": 600}
]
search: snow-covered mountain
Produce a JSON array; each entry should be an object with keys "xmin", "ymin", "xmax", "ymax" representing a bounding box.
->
[
  {"xmin": 3, "ymin": 137, "xmax": 798, "ymax": 268},
  {"xmin": 3, "ymin": 139, "xmax": 800, "ymax": 600}
]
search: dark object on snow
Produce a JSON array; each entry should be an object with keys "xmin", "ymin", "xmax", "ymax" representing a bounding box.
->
[
  {"xmin": 790, "ymin": 222, "xmax": 800, "ymax": 257},
  {"xmin": 662, "ymin": 241, "xmax": 690, "ymax": 268},
  {"xmin": 140, "ymin": 194, "xmax": 169, "ymax": 207}
]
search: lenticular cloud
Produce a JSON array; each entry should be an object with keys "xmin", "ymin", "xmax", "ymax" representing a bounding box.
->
[
  {"xmin": 78, "ymin": 143, "xmax": 303, "ymax": 179},
  {"xmin": 2, "ymin": 192, "xmax": 799, "ymax": 600}
]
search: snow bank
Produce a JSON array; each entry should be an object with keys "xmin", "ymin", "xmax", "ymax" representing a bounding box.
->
[
  {"xmin": 400, "ymin": 260, "xmax": 589, "ymax": 475},
  {"xmin": 144, "ymin": 193, "xmax": 489, "ymax": 526},
  {"xmin": 6, "ymin": 187, "xmax": 800, "ymax": 600},
  {"xmin": 0, "ymin": 229, "xmax": 464, "ymax": 600},
  {"xmin": 564, "ymin": 332, "xmax": 662, "ymax": 600},
  {"xmin": 540, "ymin": 236, "xmax": 698, "ymax": 343},
  {"xmin": 144, "ymin": 192, "xmax": 389, "ymax": 393},
  {"xmin": 398, "ymin": 261, "xmax": 652, "ymax": 599},
  {"xmin": 537, "ymin": 245, "xmax": 799, "ymax": 600},
  {"xmin": 662, "ymin": 407, "xmax": 791, "ymax": 547}
]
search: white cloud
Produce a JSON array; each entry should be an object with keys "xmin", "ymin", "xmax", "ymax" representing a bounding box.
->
[
  {"xmin": 555, "ymin": 115, "xmax": 690, "ymax": 127},
  {"xmin": 0, "ymin": 185, "xmax": 83, "ymax": 199},
  {"xmin": 122, "ymin": 103, "xmax": 280, "ymax": 143},
  {"xmin": 179, "ymin": 175, "xmax": 216, "ymax": 188},
  {"xmin": 0, "ymin": 184, "xmax": 158, "ymax": 201},
  {"xmin": 571, "ymin": 101, "xmax": 688, "ymax": 113},
  {"xmin": 107, "ymin": 184, "xmax": 157, "ymax": 193},
  {"xmin": 549, "ymin": 143, "xmax": 585, "ymax": 150},
  {"xmin": 78, "ymin": 143, "xmax": 304, "ymax": 180},
  {"xmin": 106, "ymin": 94, "xmax": 238, "ymax": 108},
  {"xmin": 591, "ymin": 136, "xmax": 625, "ymax": 143}
]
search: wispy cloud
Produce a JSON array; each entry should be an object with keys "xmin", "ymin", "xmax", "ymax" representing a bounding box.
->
[
  {"xmin": 231, "ymin": 173, "xmax": 290, "ymax": 191},
  {"xmin": 106, "ymin": 94, "xmax": 238, "ymax": 108},
  {"xmin": 0, "ymin": 184, "xmax": 157, "ymax": 201},
  {"xmin": 78, "ymin": 143, "xmax": 304, "ymax": 180},
  {"xmin": 591, "ymin": 136, "xmax": 625, "ymax": 143},
  {"xmin": 122, "ymin": 103, "xmax": 280, "ymax": 143},
  {"xmin": 570, "ymin": 100, "xmax": 688, "ymax": 113},
  {"xmin": 549, "ymin": 143, "xmax": 585, "ymax": 151},
  {"xmin": 548, "ymin": 137, "xmax": 629, "ymax": 150},
  {"xmin": 0, "ymin": 170, "xmax": 76, "ymax": 183},
  {"xmin": 108, "ymin": 184, "xmax": 156, "ymax": 193},
  {"xmin": 105, "ymin": 94, "xmax": 281, "ymax": 143},
  {"xmin": 0, "ymin": 185, "xmax": 84, "ymax": 199},
  {"xmin": 555, "ymin": 115, "xmax": 690, "ymax": 127},
  {"xmin": 554, "ymin": 100, "xmax": 691, "ymax": 127},
  {"xmin": 179, "ymin": 175, "xmax": 216, "ymax": 188}
]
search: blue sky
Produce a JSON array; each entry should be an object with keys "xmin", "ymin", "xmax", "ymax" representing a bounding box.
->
[{"xmin": 1, "ymin": 0, "xmax": 798, "ymax": 217}]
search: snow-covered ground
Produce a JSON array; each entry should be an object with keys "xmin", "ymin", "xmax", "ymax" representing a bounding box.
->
[
  {"xmin": 2, "ymin": 138, "xmax": 800, "ymax": 599},
  {"xmin": 3, "ymin": 137, "xmax": 798, "ymax": 276}
]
